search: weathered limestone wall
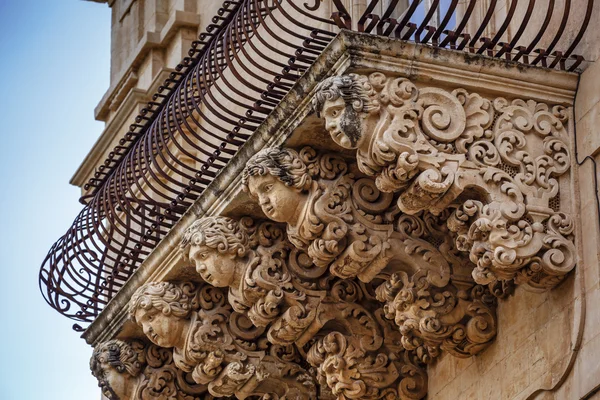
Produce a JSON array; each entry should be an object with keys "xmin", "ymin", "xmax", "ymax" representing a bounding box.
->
[
  {"xmin": 428, "ymin": 277, "xmax": 581, "ymax": 399},
  {"xmin": 560, "ymin": 44, "xmax": 600, "ymax": 399}
]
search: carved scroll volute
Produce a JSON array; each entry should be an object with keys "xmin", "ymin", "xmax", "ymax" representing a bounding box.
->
[
  {"xmin": 180, "ymin": 216, "xmax": 328, "ymax": 347},
  {"xmin": 180, "ymin": 216, "xmax": 429, "ymax": 399},
  {"xmin": 313, "ymin": 73, "xmax": 576, "ymax": 291},
  {"xmin": 305, "ymin": 279, "xmax": 428, "ymax": 400},
  {"xmin": 376, "ymin": 272, "xmax": 497, "ymax": 364},
  {"xmin": 129, "ymin": 281, "xmax": 317, "ymax": 400}
]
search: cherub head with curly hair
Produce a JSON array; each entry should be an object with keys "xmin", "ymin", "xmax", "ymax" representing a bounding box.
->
[
  {"xmin": 242, "ymin": 147, "xmax": 311, "ymax": 226},
  {"xmin": 129, "ymin": 282, "xmax": 198, "ymax": 349},
  {"xmin": 312, "ymin": 74, "xmax": 379, "ymax": 150},
  {"xmin": 90, "ymin": 339, "xmax": 146, "ymax": 400},
  {"xmin": 181, "ymin": 216, "xmax": 249, "ymax": 288}
]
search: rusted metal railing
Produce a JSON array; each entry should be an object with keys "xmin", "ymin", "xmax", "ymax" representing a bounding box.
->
[{"xmin": 39, "ymin": 0, "xmax": 595, "ymax": 331}]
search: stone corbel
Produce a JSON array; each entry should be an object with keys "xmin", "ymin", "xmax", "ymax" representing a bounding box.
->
[
  {"xmin": 241, "ymin": 146, "xmax": 451, "ymax": 287},
  {"xmin": 312, "ymin": 72, "xmax": 576, "ymax": 291},
  {"xmin": 240, "ymin": 145, "xmax": 499, "ymax": 365},
  {"xmin": 180, "ymin": 217, "xmax": 428, "ymax": 399},
  {"xmin": 376, "ymin": 272, "xmax": 497, "ymax": 364}
]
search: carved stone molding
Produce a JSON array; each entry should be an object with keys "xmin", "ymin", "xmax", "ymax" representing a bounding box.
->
[
  {"xmin": 129, "ymin": 281, "xmax": 316, "ymax": 399},
  {"xmin": 311, "ymin": 72, "xmax": 575, "ymax": 291},
  {"xmin": 90, "ymin": 339, "xmax": 220, "ymax": 400}
]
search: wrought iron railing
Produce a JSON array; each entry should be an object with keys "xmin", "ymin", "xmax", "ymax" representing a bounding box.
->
[{"xmin": 39, "ymin": 0, "xmax": 595, "ymax": 331}]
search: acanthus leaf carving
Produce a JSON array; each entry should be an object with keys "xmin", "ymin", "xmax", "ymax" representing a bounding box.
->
[{"xmin": 376, "ymin": 272, "xmax": 497, "ymax": 364}]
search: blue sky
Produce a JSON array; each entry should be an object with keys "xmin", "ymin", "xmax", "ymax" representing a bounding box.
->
[{"xmin": 0, "ymin": 1, "xmax": 110, "ymax": 398}]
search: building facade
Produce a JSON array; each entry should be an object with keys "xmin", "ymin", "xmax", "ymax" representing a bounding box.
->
[{"xmin": 40, "ymin": 1, "xmax": 600, "ymax": 399}]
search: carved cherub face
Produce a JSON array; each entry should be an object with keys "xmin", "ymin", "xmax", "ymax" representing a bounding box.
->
[
  {"xmin": 189, "ymin": 244, "xmax": 238, "ymax": 287},
  {"xmin": 322, "ymin": 97, "xmax": 362, "ymax": 149},
  {"xmin": 246, "ymin": 173, "xmax": 303, "ymax": 224},
  {"xmin": 133, "ymin": 308, "xmax": 187, "ymax": 349},
  {"xmin": 181, "ymin": 216, "xmax": 248, "ymax": 288},
  {"xmin": 243, "ymin": 147, "xmax": 312, "ymax": 227},
  {"xmin": 130, "ymin": 282, "xmax": 196, "ymax": 349}
]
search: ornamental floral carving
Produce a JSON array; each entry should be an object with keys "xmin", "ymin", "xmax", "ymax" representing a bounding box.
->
[
  {"xmin": 181, "ymin": 217, "xmax": 428, "ymax": 399},
  {"xmin": 312, "ymin": 73, "xmax": 575, "ymax": 290},
  {"xmin": 129, "ymin": 281, "xmax": 316, "ymax": 399},
  {"xmin": 94, "ymin": 71, "xmax": 578, "ymax": 400},
  {"xmin": 90, "ymin": 339, "xmax": 220, "ymax": 400}
]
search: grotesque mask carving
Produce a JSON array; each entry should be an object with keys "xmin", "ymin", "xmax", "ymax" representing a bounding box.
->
[
  {"xmin": 313, "ymin": 74, "xmax": 381, "ymax": 150},
  {"xmin": 90, "ymin": 339, "xmax": 227, "ymax": 400}
]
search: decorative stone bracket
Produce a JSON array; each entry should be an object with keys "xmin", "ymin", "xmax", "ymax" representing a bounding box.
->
[
  {"xmin": 90, "ymin": 72, "xmax": 576, "ymax": 400},
  {"xmin": 310, "ymin": 72, "xmax": 575, "ymax": 291}
]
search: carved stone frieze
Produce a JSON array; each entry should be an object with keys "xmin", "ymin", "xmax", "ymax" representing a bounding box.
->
[
  {"xmin": 129, "ymin": 281, "xmax": 316, "ymax": 399},
  {"xmin": 90, "ymin": 339, "xmax": 220, "ymax": 400},
  {"xmin": 312, "ymin": 73, "xmax": 576, "ymax": 290},
  {"xmin": 180, "ymin": 218, "xmax": 428, "ymax": 399}
]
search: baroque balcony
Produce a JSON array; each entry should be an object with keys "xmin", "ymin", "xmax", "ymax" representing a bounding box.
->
[{"xmin": 40, "ymin": 1, "xmax": 599, "ymax": 399}]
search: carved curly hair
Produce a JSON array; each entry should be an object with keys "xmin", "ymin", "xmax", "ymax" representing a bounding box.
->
[
  {"xmin": 180, "ymin": 216, "xmax": 249, "ymax": 260},
  {"xmin": 90, "ymin": 340, "xmax": 145, "ymax": 399},
  {"xmin": 242, "ymin": 147, "xmax": 312, "ymax": 195},
  {"xmin": 129, "ymin": 281, "xmax": 198, "ymax": 324},
  {"xmin": 312, "ymin": 73, "xmax": 379, "ymax": 116}
]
